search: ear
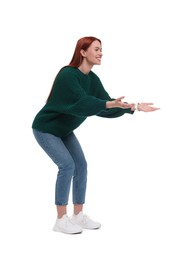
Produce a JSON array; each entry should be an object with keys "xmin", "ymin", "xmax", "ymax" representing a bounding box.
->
[{"xmin": 80, "ymin": 49, "xmax": 86, "ymax": 57}]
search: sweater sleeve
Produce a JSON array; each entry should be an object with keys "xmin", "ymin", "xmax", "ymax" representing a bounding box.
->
[
  {"xmin": 97, "ymin": 107, "xmax": 134, "ymax": 118},
  {"xmin": 91, "ymin": 74, "xmax": 135, "ymax": 118},
  {"xmin": 48, "ymin": 71, "xmax": 107, "ymax": 117}
]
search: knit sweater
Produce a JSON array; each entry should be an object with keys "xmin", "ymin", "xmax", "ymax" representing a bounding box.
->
[{"xmin": 32, "ymin": 66, "xmax": 134, "ymax": 137}]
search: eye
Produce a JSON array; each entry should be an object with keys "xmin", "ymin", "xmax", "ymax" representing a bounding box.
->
[{"xmin": 95, "ymin": 47, "xmax": 102, "ymax": 52}]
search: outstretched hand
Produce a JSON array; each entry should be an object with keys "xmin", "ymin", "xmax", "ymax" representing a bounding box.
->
[
  {"xmin": 106, "ymin": 96, "xmax": 135, "ymax": 109},
  {"xmin": 138, "ymin": 103, "xmax": 160, "ymax": 112},
  {"xmin": 106, "ymin": 98, "xmax": 160, "ymax": 112}
]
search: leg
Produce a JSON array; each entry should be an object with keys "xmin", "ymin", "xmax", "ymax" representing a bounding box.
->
[
  {"xmin": 62, "ymin": 133, "xmax": 87, "ymax": 213},
  {"xmin": 56, "ymin": 205, "xmax": 67, "ymax": 218},
  {"xmin": 33, "ymin": 129, "xmax": 75, "ymax": 217},
  {"xmin": 63, "ymin": 133, "xmax": 101, "ymax": 230},
  {"xmin": 74, "ymin": 204, "xmax": 83, "ymax": 215}
]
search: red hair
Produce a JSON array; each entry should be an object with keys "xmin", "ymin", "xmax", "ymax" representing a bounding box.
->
[
  {"xmin": 46, "ymin": 36, "xmax": 101, "ymax": 102},
  {"xmin": 69, "ymin": 36, "xmax": 101, "ymax": 67}
]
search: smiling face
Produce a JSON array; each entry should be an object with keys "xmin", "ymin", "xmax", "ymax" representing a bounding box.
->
[{"xmin": 81, "ymin": 40, "xmax": 103, "ymax": 66}]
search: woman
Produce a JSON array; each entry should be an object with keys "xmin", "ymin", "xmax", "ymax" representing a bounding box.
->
[{"xmin": 32, "ymin": 36, "xmax": 159, "ymax": 234}]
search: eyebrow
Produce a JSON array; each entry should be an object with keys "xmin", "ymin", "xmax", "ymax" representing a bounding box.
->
[{"xmin": 94, "ymin": 47, "xmax": 102, "ymax": 50}]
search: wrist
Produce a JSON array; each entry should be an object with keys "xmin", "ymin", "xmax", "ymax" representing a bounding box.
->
[
  {"xmin": 134, "ymin": 103, "xmax": 140, "ymax": 111},
  {"xmin": 106, "ymin": 101, "xmax": 112, "ymax": 109}
]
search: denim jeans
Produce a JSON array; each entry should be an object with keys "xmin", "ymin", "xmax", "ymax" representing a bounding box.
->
[{"xmin": 33, "ymin": 129, "xmax": 87, "ymax": 205}]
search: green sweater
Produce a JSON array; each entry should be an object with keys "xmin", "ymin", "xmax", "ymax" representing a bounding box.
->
[{"xmin": 32, "ymin": 66, "xmax": 134, "ymax": 137}]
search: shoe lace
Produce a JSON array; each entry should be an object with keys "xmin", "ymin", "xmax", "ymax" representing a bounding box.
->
[{"xmin": 64, "ymin": 215, "xmax": 72, "ymax": 226}]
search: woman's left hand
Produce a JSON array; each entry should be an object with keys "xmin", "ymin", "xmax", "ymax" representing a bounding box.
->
[{"xmin": 137, "ymin": 103, "xmax": 160, "ymax": 112}]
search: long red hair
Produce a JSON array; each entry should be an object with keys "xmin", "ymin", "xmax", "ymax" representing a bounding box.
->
[
  {"xmin": 46, "ymin": 36, "xmax": 101, "ymax": 102},
  {"xmin": 69, "ymin": 36, "xmax": 101, "ymax": 67}
]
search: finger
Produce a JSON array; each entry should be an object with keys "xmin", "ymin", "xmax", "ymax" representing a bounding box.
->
[
  {"xmin": 123, "ymin": 103, "xmax": 134, "ymax": 108},
  {"xmin": 125, "ymin": 103, "xmax": 135, "ymax": 106},
  {"xmin": 150, "ymin": 107, "xmax": 160, "ymax": 111},
  {"xmin": 116, "ymin": 96, "xmax": 125, "ymax": 101},
  {"xmin": 123, "ymin": 102, "xmax": 133, "ymax": 105},
  {"xmin": 143, "ymin": 103, "xmax": 154, "ymax": 105}
]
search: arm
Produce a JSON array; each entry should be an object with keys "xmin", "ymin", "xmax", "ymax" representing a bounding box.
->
[
  {"xmin": 48, "ymin": 71, "xmax": 108, "ymax": 117},
  {"xmin": 49, "ymin": 71, "xmax": 135, "ymax": 117},
  {"xmin": 91, "ymin": 75, "xmax": 135, "ymax": 118},
  {"xmin": 97, "ymin": 97, "xmax": 135, "ymax": 118}
]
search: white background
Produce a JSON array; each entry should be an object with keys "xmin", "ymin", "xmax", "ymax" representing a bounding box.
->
[{"xmin": 0, "ymin": 0, "xmax": 189, "ymax": 259}]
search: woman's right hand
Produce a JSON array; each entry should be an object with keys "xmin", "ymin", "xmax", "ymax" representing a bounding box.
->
[{"xmin": 106, "ymin": 96, "xmax": 134, "ymax": 109}]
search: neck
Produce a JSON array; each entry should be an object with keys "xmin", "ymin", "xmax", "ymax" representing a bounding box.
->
[{"xmin": 78, "ymin": 62, "xmax": 93, "ymax": 75}]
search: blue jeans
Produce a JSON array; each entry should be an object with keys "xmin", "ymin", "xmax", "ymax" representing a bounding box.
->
[{"xmin": 33, "ymin": 129, "xmax": 87, "ymax": 205}]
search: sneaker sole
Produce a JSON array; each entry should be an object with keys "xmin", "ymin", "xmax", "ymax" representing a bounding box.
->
[
  {"xmin": 82, "ymin": 226, "xmax": 101, "ymax": 230},
  {"xmin": 53, "ymin": 227, "xmax": 83, "ymax": 234}
]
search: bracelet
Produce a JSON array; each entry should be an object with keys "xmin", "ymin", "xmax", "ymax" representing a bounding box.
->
[{"xmin": 135, "ymin": 103, "xmax": 139, "ymax": 111}]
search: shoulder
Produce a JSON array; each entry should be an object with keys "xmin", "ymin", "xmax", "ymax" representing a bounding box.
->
[
  {"xmin": 57, "ymin": 66, "xmax": 79, "ymax": 78},
  {"xmin": 53, "ymin": 66, "xmax": 82, "ymax": 85}
]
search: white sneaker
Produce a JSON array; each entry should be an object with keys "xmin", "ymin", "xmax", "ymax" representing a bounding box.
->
[
  {"xmin": 71, "ymin": 212, "xmax": 101, "ymax": 230},
  {"xmin": 53, "ymin": 214, "xmax": 83, "ymax": 234}
]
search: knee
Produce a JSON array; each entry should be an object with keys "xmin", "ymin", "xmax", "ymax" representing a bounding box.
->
[
  {"xmin": 79, "ymin": 158, "xmax": 87, "ymax": 176},
  {"xmin": 82, "ymin": 159, "xmax": 87, "ymax": 172},
  {"xmin": 57, "ymin": 160, "xmax": 75, "ymax": 176}
]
